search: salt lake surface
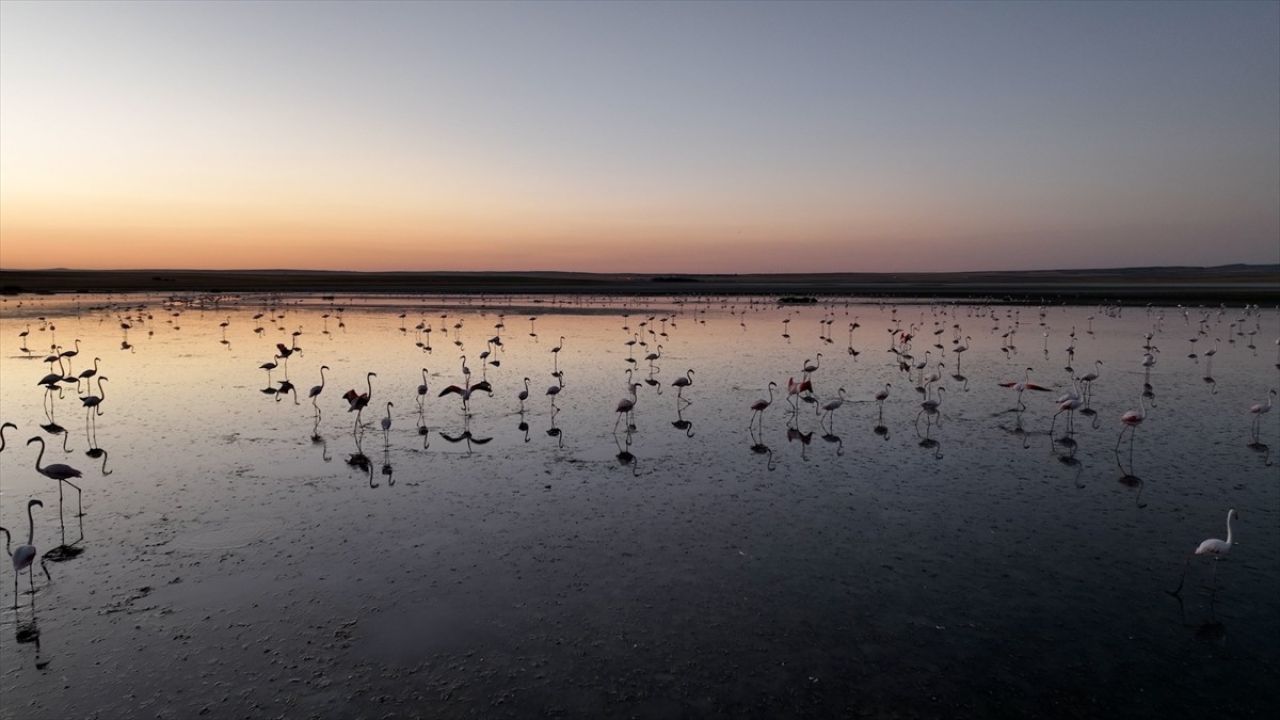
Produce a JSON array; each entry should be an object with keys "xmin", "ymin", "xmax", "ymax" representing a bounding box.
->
[{"xmin": 1, "ymin": 294, "xmax": 1277, "ymax": 719}]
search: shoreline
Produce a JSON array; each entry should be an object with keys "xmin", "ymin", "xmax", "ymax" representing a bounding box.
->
[{"xmin": 1, "ymin": 266, "xmax": 1277, "ymax": 303}]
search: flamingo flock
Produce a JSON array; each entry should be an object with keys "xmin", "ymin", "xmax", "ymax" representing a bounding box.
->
[{"xmin": 0, "ymin": 294, "xmax": 1274, "ymax": 655}]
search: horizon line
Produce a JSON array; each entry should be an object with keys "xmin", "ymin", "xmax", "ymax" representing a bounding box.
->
[{"xmin": 3, "ymin": 263, "xmax": 1277, "ymax": 276}]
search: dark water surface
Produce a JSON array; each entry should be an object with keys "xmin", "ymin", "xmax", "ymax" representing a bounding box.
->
[{"xmin": 1, "ymin": 295, "xmax": 1277, "ymax": 719}]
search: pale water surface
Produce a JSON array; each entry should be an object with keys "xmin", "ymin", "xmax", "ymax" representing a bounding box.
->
[{"xmin": 0, "ymin": 294, "xmax": 1277, "ymax": 719}]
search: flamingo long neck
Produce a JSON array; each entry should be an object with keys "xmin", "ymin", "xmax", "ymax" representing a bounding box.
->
[
  {"xmin": 97, "ymin": 377, "xmax": 106, "ymax": 400},
  {"xmin": 32, "ymin": 438, "xmax": 45, "ymax": 472},
  {"xmin": 27, "ymin": 503, "xmax": 36, "ymax": 544},
  {"xmin": 366, "ymin": 373, "xmax": 374, "ymax": 397},
  {"xmin": 319, "ymin": 367, "xmax": 327, "ymax": 388},
  {"xmin": 768, "ymin": 385, "xmax": 774, "ymax": 404},
  {"xmin": 1225, "ymin": 511, "xmax": 1234, "ymax": 545}
]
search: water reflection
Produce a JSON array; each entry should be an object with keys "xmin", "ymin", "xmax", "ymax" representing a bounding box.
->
[
  {"xmin": 2, "ymin": 294, "xmax": 1278, "ymax": 719},
  {"xmin": 439, "ymin": 419, "xmax": 493, "ymax": 456},
  {"xmin": 747, "ymin": 426, "xmax": 777, "ymax": 470},
  {"xmin": 545, "ymin": 411, "xmax": 564, "ymax": 449},
  {"xmin": 671, "ymin": 405, "xmax": 694, "ymax": 437},
  {"xmin": 613, "ymin": 428, "xmax": 639, "ymax": 476}
]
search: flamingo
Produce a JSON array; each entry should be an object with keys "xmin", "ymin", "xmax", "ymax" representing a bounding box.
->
[
  {"xmin": 644, "ymin": 345, "xmax": 663, "ymax": 367},
  {"xmin": 342, "ymin": 372, "xmax": 377, "ymax": 430},
  {"xmin": 916, "ymin": 387, "xmax": 945, "ymax": 429},
  {"xmin": 59, "ymin": 339, "xmax": 81, "ymax": 370},
  {"xmin": 381, "ymin": 402, "xmax": 394, "ymax": 439},
  {"xmin": 874, "ymin": 383, "xmax": 891, "ymax": 406},
  {"xmin": 81, "ymin": 377, "xmax": 108, "ymax": 416},
  {"xmin": 786, "ymin": 376, "xmax": 813, "ymax": 411},
  {"xmin": 259, "ymin": 359, "xmax": 279, "ymax": 382},
  {"xmin": 27, "ymin": 436, "xmax": 84, "ymax": 517},
  {"xmin": 0, "ymin": 422, "xmax": 15, "ymax": 452},
  {"xmin": 672, "ymin": 369, "xmax": 694, "ymax": 403},
  {"xmin": 1249, "ymin": 389, "xmax": 1276, "ymax": 437},
  {"xmin": 417, "ymin": 368, "xmax": 430, "ymax": 405},
  {"xmin": 1116, "ymin": 393, "xmax": 1147, "ymax": 450},
  {"xmin": 309, "ymin": 365, "xmax": 329, "ymax": 407},
  {"xmin": 517, "ymin": 377, "xmax": 531, "ymax": 411},
  {"xmin": 37, "ymin": 354, "xmax": 66, "ymax": 389},
  {"xmin": 749, "ymin": 382, "xmax": 777, "ymax": 430},
  {"xmin": 802, "ymin": 353, "xmax": 821, "ymax": 377},
  {"xmin": 953, "ymin": 337, "xmax": 970, "ymax": 372},
  {"xmin": 819, "ymin": 387, "xmax": 847, "ymax": 429},
  {"xmin": 546, "ymin": 383, "xmax": 562, "ymax": 409},
  {"xmin": 77, "ymin": 356, "xmax": 102, "ymax": 385},
  {"xmin": 1170, "ymin": 509, "xmax": 1238, "ymax": 595},
  {"xmin": 1051, "ymin": 393, "xmax": 1083, "ymax": 436},
  {"xmin": 614, "ymin": 383, "xmax": 642, "ymax": 431},
  {"xmin": 1078, "ymin": 360, "xmax": 1102, "ymax": 401},
  {"xmin": 998, "ymin": 368, "xmax": 1052, "ymax": 410},
  {"xmin": 2, "ymin": 500, "xmax": 49, "ymax": 609}
]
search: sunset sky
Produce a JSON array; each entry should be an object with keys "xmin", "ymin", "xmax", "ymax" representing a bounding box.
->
[{"xmin": 1, "ymin": 1, "xmax": 1276, "ymax": 273}]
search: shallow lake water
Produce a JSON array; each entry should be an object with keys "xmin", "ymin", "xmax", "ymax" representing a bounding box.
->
[{"xmin": 1, "ymin": 294, "xmax": 1277, "ymax": 719}]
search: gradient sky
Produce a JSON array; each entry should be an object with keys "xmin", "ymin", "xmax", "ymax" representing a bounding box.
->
[{"xmin": 1, "ymin": 1, "xmax": 1277, "ymax": 272}]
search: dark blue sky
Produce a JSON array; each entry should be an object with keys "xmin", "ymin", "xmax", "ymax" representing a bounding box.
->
[{"xmin": 2, "ymin": 1, "xmax": 1276, "ymax": 271}]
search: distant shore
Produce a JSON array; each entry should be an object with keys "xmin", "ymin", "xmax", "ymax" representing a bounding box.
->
[{"xmin": 1, "ymin": 266, "xmax": 1277, "ymax": 303}]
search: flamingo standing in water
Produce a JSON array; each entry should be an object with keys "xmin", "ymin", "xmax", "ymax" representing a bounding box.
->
[
  {"xmin": 1249, "ymin": 389, "xmax": 1275, "ymax": 437},
  {"xmin": 614, "ymin": 383, "xmax": 641, "ymax": 431},
  {"xmin": 1170, "ymin": 509, "xmax": 1238, "ymax": 595},
  {"xmin": 417, "ymin": 368, "xmax": 430, "ymax": 408},
  {"xmin": 1078, "ymin": 361, "xmax": 1102, "ymax": 403},
  {"xmin": 786, "ymin": 376, "xmax": 813, "ymax": 411},
  {"xmin": 28, "ymin": 436, "xmax": 84, "ymax": 517},
  {"xmin": 819, "ymin": 388, "xmax": 847, "ymax": 429},
  {"xmin": 916, "ymin": 387, "xmax": 944, "ymax": 429},
  {"xmin": 749, "ymin": 382, "xmax": 777, "ymax": 430},
  {"xmin": 1051, "ymin": 393, "xmax": 1083, "ymax": 436},
  {"xmin": 551, "ymin": 336, "xmax": 565, "ymax": 372},
  {"xmin": 309, "ymin": 366, "xmax": 329, "ymax": 409},
  {"xmin": 76, "ymin": 357, "xmax": 102, "ymax": 390},
  {"xmin": 342, "ymin": 372, "xmax": 376, "ymax": 431},
  {"xmin": 802, "ymin": 353, "xmax": 822, "ymax": 379},
  {"xmin": 381, "ymin": 402, "xmax": 394, "ymax": 441},
  {"xmin": 81, "ymin": 377, "xmax": 108, "ymax": 416},
  {"xmin": 517, "ymin": 377, "xmax": 531, "ymax": 411},
  {"xmin": 874, "ymin": 383, "xmax": 891, "ymax": 406},
  {"xmin": 1116, "ymin": 394, "xmax": 1147, "ymax": 450},
  {"xmin": 2, "ymin": 500, "xmax": 49, "ymax": 609},
  {"xmin": 672, "ymin": 369, "xmax": 694, "ymax": 404}
]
